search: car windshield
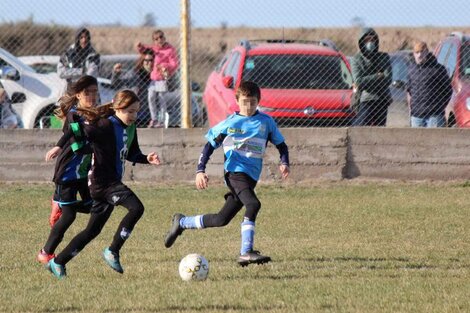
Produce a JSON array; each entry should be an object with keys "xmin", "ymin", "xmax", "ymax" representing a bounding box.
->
[
  {"xmin": 242, "ymin": 54, "xmax": 352, "ymax": 90},
  {"xmin": 461, "ymin": 44, "xmax": 470, "ymax": 78}
]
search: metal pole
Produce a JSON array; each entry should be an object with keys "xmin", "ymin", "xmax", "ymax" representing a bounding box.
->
[{"xmin": 180, "ymin": 0, "xmax": 191, "ymax": 128}]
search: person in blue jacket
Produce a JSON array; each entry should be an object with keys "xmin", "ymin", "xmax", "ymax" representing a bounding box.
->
[{"xmin": 164, "ymin": 81, "xmax": 290, "ymax": 267}]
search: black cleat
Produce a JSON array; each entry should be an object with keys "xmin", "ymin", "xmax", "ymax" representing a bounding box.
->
[
  {"xmin": 237, "ymin": 250, "xmax": 271, "ymax": 267},
  {"xmin": 164, "ymin": 213, "xmax": 185, "ymax": 248}
]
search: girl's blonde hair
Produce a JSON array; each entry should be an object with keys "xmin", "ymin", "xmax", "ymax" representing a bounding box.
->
[
  {"xmin": 77, "ymin": 89, "xmax": 140, "ymax": 122},
  {"xmin": 55, "ymin": 75, "xmax": 98, "ymax": 119}
]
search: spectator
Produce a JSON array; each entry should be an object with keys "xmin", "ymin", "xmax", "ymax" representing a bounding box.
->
[
  {"xmin": 57, "ymin": 27, "xmax": 100, "ymax": 93},
  {"xmin": 136, "ymin": 30, "xmax": 178, "ymax": 128},
  {"xmin": 0, "ymin": 88, "xmax": 19, "ymax": 129},
  {"xmin": 351, "ymin": 28, "xmax": 392, "ymax": 126},
  {"xmin": 111, "ymin": 49, "xmax": 154, "ymax": 127},
  {"xmin": 407, "ymin": 41, "xmax": 452, "ymax": 128}
]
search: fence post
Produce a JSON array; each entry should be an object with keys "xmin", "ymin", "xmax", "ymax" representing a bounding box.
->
[{"xmin": 180, "ymin": 0, "xmax": 191, "ymax": 128}]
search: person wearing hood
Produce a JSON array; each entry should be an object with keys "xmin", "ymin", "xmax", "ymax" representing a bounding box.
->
[
  {"xmin": 351, "ymin": 28, "xmax": 392, "ymax": 126},
  {"xmin": 57, "ymin": 27, "xmax": 100, "ymax": 93},
  {"xmin": 406, "ymin": 41, "xmax": 452, "ymax": 127}
]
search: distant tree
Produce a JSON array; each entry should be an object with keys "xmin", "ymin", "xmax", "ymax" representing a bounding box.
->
[{"xmin": 142, "ymin": 12, "xmax": 157, "ymax": 27}]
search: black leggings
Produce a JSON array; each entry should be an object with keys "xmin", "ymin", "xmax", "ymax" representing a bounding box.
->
[
  {"xmin": 202, "ymin": 188, "xmax": 261, "ymax": 228},
  {"xmin": 43, "ymin": 205, "xmax": 78, "ymax": 254},
  {"xmin": 54, "ymin": 193, "xmax": 144, "ymax": 265}
]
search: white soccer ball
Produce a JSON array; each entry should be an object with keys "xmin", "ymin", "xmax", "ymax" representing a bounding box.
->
[{"xmin": 178, "ymin": 253, "xmax": 209, "ymax": 281}]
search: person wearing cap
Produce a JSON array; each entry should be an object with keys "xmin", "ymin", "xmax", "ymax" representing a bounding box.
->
[
  {"xmin": 351, "ymin": 28, "xmax": 393, "ymax": 126},
  {"xmin": 406, "ymin": 41, "xmax": 452, "ymax": 127}
]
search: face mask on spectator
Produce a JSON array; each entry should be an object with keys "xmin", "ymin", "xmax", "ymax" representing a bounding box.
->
[{"xmin": 364, "ymin": 41, "xmax": 377, "ymax": 52}]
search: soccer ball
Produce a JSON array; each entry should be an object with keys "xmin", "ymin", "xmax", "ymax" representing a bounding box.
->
[{"xmin": 178, "ymin": 253, "xmax": 209, "ymax": 281}]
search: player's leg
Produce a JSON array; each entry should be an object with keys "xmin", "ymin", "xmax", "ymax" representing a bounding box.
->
[
  {"xmin": 38, "ymin": 206, "xmax": 77, "ymax": 264},
  {"xmin": 47, "ymin": 201, "xmax": 114, "ymax": 278},
  {"xmin": 225, "ymin": 173, "xmax": 271, "ymax": 266},
  {"xmin": 236, "ymin": 188, "xmax": 271, "ymax": 266},
  {"xmin": 38, "ymin": 184, "xmax": 84, "ymax": 264},
  {"xmin": 164, "ymin": 192, "xmax": 244, "ymax": 248},
  {"xmin": 103, "ymin": 188, "xmax": 144, "ymax": 274}
]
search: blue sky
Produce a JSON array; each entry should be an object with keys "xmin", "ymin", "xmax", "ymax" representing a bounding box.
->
[{"xmin": 1, "ymin": 0, "xmax": 469, "ymax": 28}]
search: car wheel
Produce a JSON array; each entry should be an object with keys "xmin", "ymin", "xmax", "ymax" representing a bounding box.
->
[
  {"xmin": 446, "ymin": 113, "xmax": 456, "ymax": 128},
  {"xmin": 34, "ymin": 104, "xmax": 57, "ymax": 129}
]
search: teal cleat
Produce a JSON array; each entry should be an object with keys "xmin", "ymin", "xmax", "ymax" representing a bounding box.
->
[
  {"xmin": 47, "ymin": 258, "xmax": 66, "ymax": 279},
  {"xmin": 103, "ymin": 247, "xmax": 124, "ymax": 274}
]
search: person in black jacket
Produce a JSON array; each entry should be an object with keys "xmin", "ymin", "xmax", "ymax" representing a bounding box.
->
[
  {"xmin": 38, "ymin": 76, "xmax": 99, "ymax": 265},
  {"xmin": 57, "ymin": 27, "xmax": 100, "ymax": 94},
  {"xmin": 46, "ymin": 90, "xmax": 161, "ymax": 279},
  {"xmin": 407, "ymin": 41, "xmax": 452, "ymax": 127},
  {"xmin": 351, "ymin": 28, "xmax": 392, "ymax": 126}
]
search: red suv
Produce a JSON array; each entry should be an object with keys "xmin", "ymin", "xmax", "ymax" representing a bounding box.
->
[
  {"xmin": 202, "ymin": 39, "xmax": 354, "ymax": 127},
  {"xmin": 434, "ymin": 32, "xmax": 470, "ymax": 127}
]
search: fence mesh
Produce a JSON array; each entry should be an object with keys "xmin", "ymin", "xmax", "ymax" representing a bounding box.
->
[{"xmin": 0, "ymin": 1, "xmax": 468, "ymax": 129}]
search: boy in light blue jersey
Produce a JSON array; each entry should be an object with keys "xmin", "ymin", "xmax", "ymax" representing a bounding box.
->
[{"xmin": 164, "ymin": 81, "xmax": 290, "ymax": 266}]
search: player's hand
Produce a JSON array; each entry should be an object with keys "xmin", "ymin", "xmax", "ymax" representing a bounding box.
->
[
  {"xmin": 195, "ymin": 172, "xmax": 209, "ymax": 190},
  {"xmin": 147, "ymin": 152, "xmax": 161, "ymax": 165},
  {"xmin": 45, "ymin": 146, "xmax": 62, "ymax": 162},
  {"xmin": 279, "ymin": 164, "xmax": 290, "ymax": 179}
]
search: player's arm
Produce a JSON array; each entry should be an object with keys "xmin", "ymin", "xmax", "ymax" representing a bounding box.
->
[
  {"xmin": 275, "ymin": 141, "xmax": 290, "ymax": 179},
  {"xmin": 195, "ymin": 142, "xmax": 215, "ymax": 190},
  {"xmin": 45, "ymin": 125, "xmax": 74, "ymax": 161}
]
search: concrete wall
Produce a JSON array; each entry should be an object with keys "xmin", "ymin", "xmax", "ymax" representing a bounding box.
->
[{"xmin": 1, "ymin": 128, "xmax": 470, "ymax": 182}]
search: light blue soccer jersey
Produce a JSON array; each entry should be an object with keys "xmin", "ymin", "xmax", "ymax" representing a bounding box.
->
[{"xmin": 206, "ymin": 111, "xmax": 285, "ymax": 181}]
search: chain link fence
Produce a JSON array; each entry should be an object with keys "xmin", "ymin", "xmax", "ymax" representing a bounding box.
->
[{"xmin": 0, "ymin": 0, "xmax": 468, "ymax": 129}]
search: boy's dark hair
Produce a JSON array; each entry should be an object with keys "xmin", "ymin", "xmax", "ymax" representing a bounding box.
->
[{"xmin": 236, "ymin": 81, "xmax": 261, "ymax": 101}]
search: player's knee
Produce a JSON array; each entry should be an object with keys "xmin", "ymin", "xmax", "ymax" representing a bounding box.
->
[
  {"xmin": 244, "ymin": 200, "xmax": 261, "ymax": 221},
  {"xmin": 131, "ymin": 202, "xmax": 145, "ymax": 219}
]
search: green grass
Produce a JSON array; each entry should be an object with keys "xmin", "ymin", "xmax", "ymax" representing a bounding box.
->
[{"xmin": 0, "ymin": 182, "xmax": 469, "ymax": 313}]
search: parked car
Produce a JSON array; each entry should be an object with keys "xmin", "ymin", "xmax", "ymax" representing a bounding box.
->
[
  {"xmin": 203, "ymin": 39, "xmax": 354, "ymax": 127},
  {"xmin": 0, "ymin": 48, "xmax": 66, "ymax": 129},
  {"xmin": 19, "ymin": 54, "xmax": 139, "ymax": 78},
  {"xmin": 387, "ymin": 50, "xmax": 413, "ymax": 127},
  {"xmin": 433, "ymin": 32, "xmax": 470, "ymax": 127},
  {"xmin": 20, "ymin": 53, "xmax": 206, "ymax": 128}
]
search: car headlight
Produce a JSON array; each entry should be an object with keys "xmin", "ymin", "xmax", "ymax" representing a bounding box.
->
[{"xmin": 466, "ymin": 98, "xmax": 470, "ymax": 111}]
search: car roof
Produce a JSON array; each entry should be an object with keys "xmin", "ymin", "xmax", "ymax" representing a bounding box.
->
[
  {"xmin": 245, "ymin": 43, "xmax": 341, "ymax": 56},
  {"xmin": 237, "ymin": 39, "xmax": 342, "ymax": 57},
  {"xmin": 18, "ymin": 55, "xmax": 60, "ymax": 64}
]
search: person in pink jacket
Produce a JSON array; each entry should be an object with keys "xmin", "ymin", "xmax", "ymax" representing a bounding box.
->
[{"xmin": 136, "ymin": 30, "xmax": 179, "ymax": 128}]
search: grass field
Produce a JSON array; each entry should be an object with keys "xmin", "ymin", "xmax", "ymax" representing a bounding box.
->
[{"xmin": 0, "ymin": 181, "xmax": 469, "ymax": 313}]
